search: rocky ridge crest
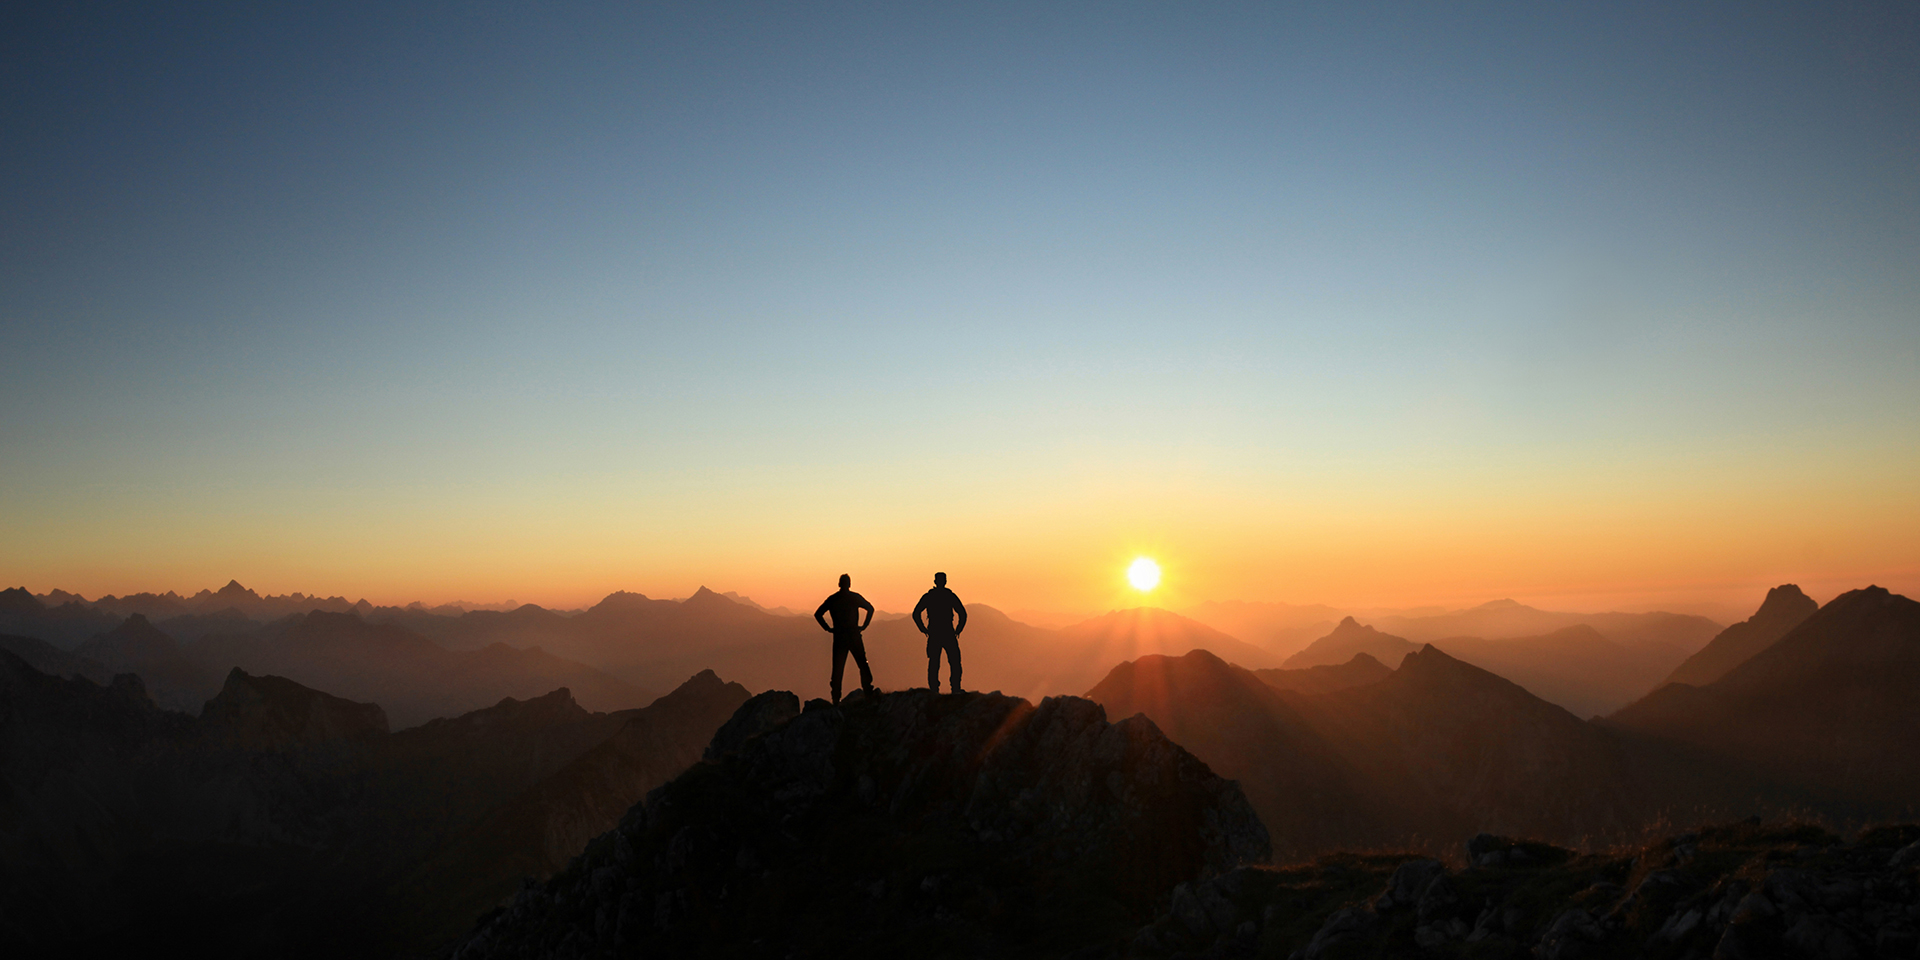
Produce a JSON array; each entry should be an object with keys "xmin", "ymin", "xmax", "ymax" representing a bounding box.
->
[{"xmin": 455, "ymin": 688, "xmax": 1270, "ymax": 959}]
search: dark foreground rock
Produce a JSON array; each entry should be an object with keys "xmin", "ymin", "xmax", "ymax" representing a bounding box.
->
[
  {"xmin": 1126, "ymin": 819, "xmax": 1920, "ymax": 959},
  {"xmin": 453, "ymin": 688, "xmax": 1271, "ymax": 959}
]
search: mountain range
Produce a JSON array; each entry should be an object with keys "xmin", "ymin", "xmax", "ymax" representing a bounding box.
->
[
  {"xmin": 1280, "ymin": 609, "xmax": 1724, "ymax": 717},
  {"xmin": 1610, "ymin": 585, "xmax": 1920, "ymax": 805},
  {"xmin": 2, "ymin": 579, "xmax": 1914, "ymax": 956},
  {"xmin": 0, "ymin": 650, "xmax": 746, "ymax": 957},
  {"xmin": 7, "ymin": 581, "xmax": 1739, "ymax": 723}
]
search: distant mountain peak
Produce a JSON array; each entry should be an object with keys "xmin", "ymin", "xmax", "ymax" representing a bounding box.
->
[
  {"xmin": 588, "ymin": 590, "xmax": 657, "ymax": 614},
  {"xmin": 1473, "ymin": 598, "xmax": 1527, "ymax": 611},
  {"xmin": 216, "ymin": 579, "xmax": 258, "ymax": 598},
  {"xmin": 1282, "ymin": 617, "xmax": 1417, "ymax": 669},
  {"xmin": 1756, "ymin": 584, "xmax": 1816, "ymax": 619},
  {"xmin": 75, "ymin": 613, "xmax": 182, "ymax": 665},
  {"xmin": 202, "ymin": 667, "xmax": 389, "ymax": 748},
  {"xmin": 0, "ymin": 586, "xmax": 44, "ymax": 613},
  {"xmin": 1658, "ymin": 582, "xmax": 1821, "ymax": 689}
]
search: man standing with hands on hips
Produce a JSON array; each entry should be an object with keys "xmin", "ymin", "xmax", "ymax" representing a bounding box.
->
[
  {"xmin": 913, "ymin": 571, "xmax": 968, "ymax": 694},
  {"xmin": 814, "ymin": 573, "xmax": 876, "ymax": 704}
]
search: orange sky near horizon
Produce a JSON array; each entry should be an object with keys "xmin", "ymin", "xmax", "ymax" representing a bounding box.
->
[{"xmin": 8, "ymin": 426, "xmax": 1915, "ymax": 621}]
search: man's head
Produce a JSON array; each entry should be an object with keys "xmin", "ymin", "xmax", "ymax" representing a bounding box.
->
[
  {"xmin": 934, "ymin": 572, "xmax": 947, "ymax": 587},
  {"xmin": 839, "ymin": 573, "xmax": 851, "ymax": 590}
]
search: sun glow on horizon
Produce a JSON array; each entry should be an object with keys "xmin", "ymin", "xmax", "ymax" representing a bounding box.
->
[{"xmin": 1127, "ymin": 557, "xmax": 1161, "ymax": 592}]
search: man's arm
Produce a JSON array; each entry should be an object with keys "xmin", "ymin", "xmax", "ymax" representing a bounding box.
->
[
  {"xmin": 953, "ymin": 594, "xmax": 968, "ymax": 635},
  {"xmin": 911, "ymin": 593, "xmax": 930, "ymax": 634},
  {"xmin": 858, "ymin": 595, "xmax": 875, "ymax": 630},
  {"xmin": 814, "ymin": 598, "xmax": 833, "ymax": 633}
]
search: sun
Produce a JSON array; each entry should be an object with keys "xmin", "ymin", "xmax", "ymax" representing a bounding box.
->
[{"xmin": 1127, "ymin": 557, "xmax": 1161, "ymax": 592}]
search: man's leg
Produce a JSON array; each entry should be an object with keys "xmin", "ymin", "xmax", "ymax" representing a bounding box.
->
[
  {"xmin": 849, "ymin": 633, "xmax": 874, "ymax": 693},
  {"xmin": 927, "ymin": 637, "xmax": 942, "ymax": 691},
  {"xmin": 946, "ymin": 637, "xmax": 962, "ymax": 693},
  {"xmin": 831, "ymin": 634, "xmax": 848, "ymax": 703}
]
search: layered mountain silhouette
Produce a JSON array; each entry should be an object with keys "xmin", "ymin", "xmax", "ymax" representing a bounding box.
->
[
  {"xmin": 0, "ymin": 587, "xmax": 122, "ymax": 647},
  {"xmin": 194, "ymin": 611, "xmax": 653, "ymax": 727},
  {"xmin": 5, "ymin": 578, "xmax": 1915, "ymax": 956},
  {"xmin": 1283, "ymin": 613, "xmax": 1718, "ymax": 716},
  {"xmin": 1089, "ymin": 646, "xmax": 1646, "ymax": 857},
  {"xmin": 0, "ymin": 651, "xmax": 745, "ymax": 957},
  {"xmin": 1252, "ymin": 651, "xmax": 1392, "ymax": 694},
  {"xmin": 1282, "ymin": 616, "xmax": 1418, "ymax": 669},
  {"xmin": 1659, "ymin": 582, "xmax": 1818, "ymax": 687},
  {"xmin": 0, "ymin": 631, "xmax": 113, "ymax": 685},
  {"xmin": 72, "ymin": 614, "xmax": 226, "ymax": 712},
  {"xmin": 1179, "ymin": 598, "xmax": 1344, "ymax": 658},
  {"xmin": 452, "ymin": 688, "xmax": 1269, "ymax": 959},
  {"xmin": 1610, "ymin": 585, "xmax": 1920, "ymax": 804},
  {"xmin": 1370, "ymin": 598, "xmax": 1721, "ymax": 649}
]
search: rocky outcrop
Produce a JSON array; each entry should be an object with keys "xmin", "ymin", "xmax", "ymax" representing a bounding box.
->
[
  {"xmin": 702, "ymin": 687, "xmax": 800, "ymax": 760},
  {"xmin": 1125, "ymin": 820, "xmax": 1920, "ymax": 959},
  {"xmin": 453, "ymin": 688, "xmax": 1269, "ymax": 959}
]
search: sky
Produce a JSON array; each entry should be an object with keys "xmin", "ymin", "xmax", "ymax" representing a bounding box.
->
[{"xmin": 3, "ymin": 2, "xmax": 1917, "ymax": 617}]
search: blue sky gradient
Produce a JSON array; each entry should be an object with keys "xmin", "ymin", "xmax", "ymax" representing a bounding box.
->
[{"xmin": 4, "ymin": 2, "xmax": 1916, "ymax": 612}]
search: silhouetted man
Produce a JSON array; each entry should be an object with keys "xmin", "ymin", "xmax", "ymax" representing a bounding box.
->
[
  {"xmin": 913, "ymin": 571, "xmax": 967, "ymax": 694},
  {"xmin": 814, "ymin": 573, "xmax": 875, "ymax": 703}
]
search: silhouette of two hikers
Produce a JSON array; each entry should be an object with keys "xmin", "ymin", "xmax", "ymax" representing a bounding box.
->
[
  {"xmin": 914, "ymin": 571, "xmax": 968, "ymax": 694},
  {"xmin": 813, "ymin": 574, "xmax": 875, "ymax": 703},
  {"xmin": 813, "ymin": 571, "xmax": 971, "ymax": 701}
]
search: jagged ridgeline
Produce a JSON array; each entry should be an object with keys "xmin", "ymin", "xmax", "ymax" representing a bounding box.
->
[
  {"xmin": 454, "ymin": 689, "xmax": 1270, "ymax": 959},
  {"xmin": 0, "ymin": 651, "xmax": 749, "ymax": 958}
]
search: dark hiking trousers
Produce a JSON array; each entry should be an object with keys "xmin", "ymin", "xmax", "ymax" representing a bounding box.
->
[
  {"xmin": 927, "ymin": 634, "xmax": 961, "ymax": 693},
  {"xmin": 832, "ymin": 631, "xmax": 874, "ymax": 702}
]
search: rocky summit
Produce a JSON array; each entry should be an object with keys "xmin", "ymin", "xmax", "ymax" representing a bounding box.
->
[
  {"xmin": 1126, "ymin": 819, "xmax": 1920, "ymax": 959},
  {"xmin": 453, "ymin": 688, "xmax": 1271, "ymax": 959}
]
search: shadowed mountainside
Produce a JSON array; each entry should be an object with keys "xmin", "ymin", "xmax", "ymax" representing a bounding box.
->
[
  {"xmin": 1086, "ymin": 651, "xmax": 1379, "ymax": 859},
  {"xmin": 1610, "ymin": 585, "xmax": 1920, "ymax": 806},
  {"xmin": 0, "ymin": 631, "xmax": 113, "ymax": 685},
  {"xmin": 391, "ymin": 672, "xmax": 754, "ymax": 952},
  {"xmin": 452, "ymin": 688, "xmax": 1269, "ymax": 959},
  {"xmin": 1090, "ymin": 647, "xmax": 1649, "ymax": 858},
  {"xmin": 192, "ymin": 611, "xmax": 655, "ymax": 727},
  {"xmin": 1659, "ymin": 583, "xmax": 1818, "ymax": 688},
  {"xmin": 1283, "ymin": 615, "xmax": 1718, "ymax": 718},
  {"xmin": 0, "ymin": 650, "xmax": 745, "ymax": 958},
  {"xmin": 73, "ymin": 613, "xmax": 227, "ymax": 713},
  {"xmin": 1251, "ymin": 652, "xmax": 1392, "ymax": 695},
  {"xmin": 1426, "ymin": 625, "xmax": 1674, "ymax": 718}
]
